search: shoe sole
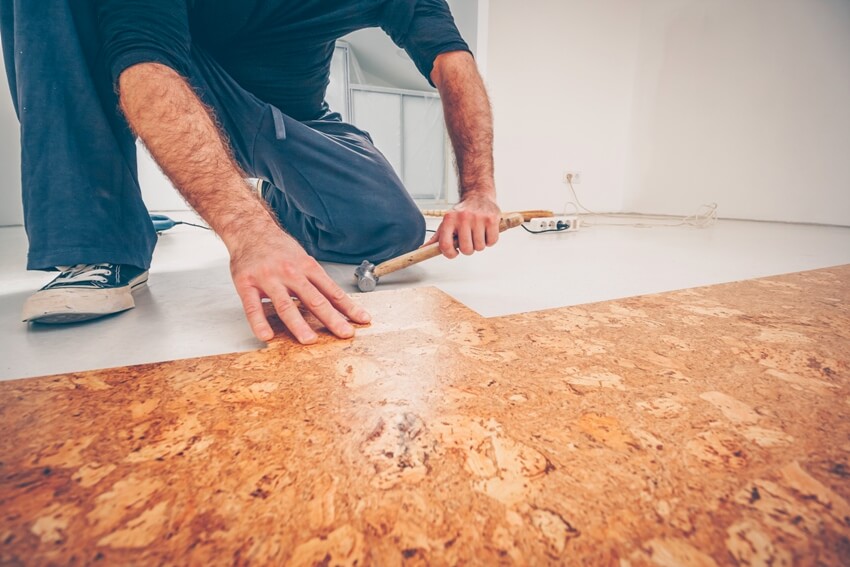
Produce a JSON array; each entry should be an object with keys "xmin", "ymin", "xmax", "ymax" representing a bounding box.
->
[{"xmin": 22, "ymin": 274, "xmax": 149, "ymax": 324}]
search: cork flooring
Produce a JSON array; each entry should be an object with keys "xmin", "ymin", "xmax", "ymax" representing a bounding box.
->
[{"xmin": 1, "ymin": 266, "xmax": 849, "ymax": 565}]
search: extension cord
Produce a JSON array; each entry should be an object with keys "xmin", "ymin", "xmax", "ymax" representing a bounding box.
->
[{"xmin": 526, "ymin": 216, "xmax": 580, "ymax": 232}]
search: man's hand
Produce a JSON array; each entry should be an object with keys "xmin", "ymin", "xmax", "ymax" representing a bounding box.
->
[
  {"xmin": 229, "ymin": 230, "xmax": 371, "ymax": 344},
  {"xmin": 424, "ymin": 193, "xmax": 501, "ymax": 258},
  {"xmin": 118, "ymin": 62, "xmax": 370, "ymax": 344}
]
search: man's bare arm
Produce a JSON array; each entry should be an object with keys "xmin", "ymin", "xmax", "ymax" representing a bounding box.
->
[
  {"xmin": 427, "ymin": 51, "xmax": 501, "ymax": 258},
  {"xmin": 118, "ymin": 63, "xmax": 369, "ymax": 343}
]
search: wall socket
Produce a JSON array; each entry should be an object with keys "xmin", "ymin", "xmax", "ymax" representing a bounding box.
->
[{"xmin": 564, "ymin": 171, "xmax": 582, "ymax": 184}]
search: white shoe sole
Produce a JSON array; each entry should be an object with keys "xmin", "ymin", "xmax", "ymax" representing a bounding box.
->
[{"xmin": 22, "ymin": 274, "xmax": 149, "ymax": 324}]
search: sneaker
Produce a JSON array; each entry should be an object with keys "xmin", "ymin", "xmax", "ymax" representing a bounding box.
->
[{"xmin": 22, "ymin": 263, "xmax": 149, "ymax": 324}]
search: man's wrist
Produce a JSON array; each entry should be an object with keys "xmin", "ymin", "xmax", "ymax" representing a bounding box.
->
[
  {"xmin": 460, "ymin": 184, "xmax": 496, "ymax": 201},
  {"xmin": 221, "ymin": 214, "xmax": 281, "ymax": 254},
  {"xmin": 207, "ymin": 188, "xmax": 281, "ymax": 255}
]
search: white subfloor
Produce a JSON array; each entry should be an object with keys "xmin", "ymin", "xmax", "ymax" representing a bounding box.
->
[{"xmin": 1, "ymin": 212, "xmax": 849, "ymax": 381}]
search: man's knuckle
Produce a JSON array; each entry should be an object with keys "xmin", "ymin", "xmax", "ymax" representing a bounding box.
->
[
  {"xmin": 232, "ymin": 267, "xmax": 253, "ymax": 282},
  {"xmin": 250, "ymin": 264, "xmax": 271, "ymax": 279},
  {"xmin": 274, "ymin": 299, "xmax": 297, "ymax": 315},
  {"xmin": 280, "ymin": 264, "xmax": 301, "ymax": 280},
  {"xmin": 243, "ymin": 302, "xmax": 263, "ymax": 317},
  {"xmin": 328, "ymin": 287, "xmax": 347, "ymax": 302},
  {"xmin": 305, "ymin": 295, "xmax": 327, "ymax": 310}
]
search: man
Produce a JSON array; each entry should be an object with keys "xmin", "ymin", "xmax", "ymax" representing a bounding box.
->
[{"xmin": 1, "ymin": 0, "xmax": 501, "ymax": 344}]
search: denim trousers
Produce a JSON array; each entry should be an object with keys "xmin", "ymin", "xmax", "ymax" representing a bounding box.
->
[{"xmin": 0, "ymin": 0, "xmax": 425, "ymax": 270}]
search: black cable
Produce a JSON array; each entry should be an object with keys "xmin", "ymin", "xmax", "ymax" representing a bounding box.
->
[
  {"xmin": 175, "ymin": 221, "xmax": 211, "ymax": 230},
  {"xmin": 521, "ymin": 224, "xmax": 570, "ymax": 235}
]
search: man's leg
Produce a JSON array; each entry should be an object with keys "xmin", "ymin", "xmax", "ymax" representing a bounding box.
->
[
  {"xmin": 1, "ymin": 0, "xmax": 156, "ymax": 271},
  {"xmin": 185, "ymin": 48, "xmax": 426, "ymax": 265},
  {"xmin": 257, "ymin": 113, "xmax": 427, "ymax": 264}
]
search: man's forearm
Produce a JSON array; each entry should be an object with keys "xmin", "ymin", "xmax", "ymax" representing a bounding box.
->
[
  {"xmin": 118, "ymin": 63, "xmax": 277, "ymax": 253},
  {"xmin": 431, "ymin": 51, "xmax": 495, "ymax": 199},
  {"xmin": 426, "ymin": 51, "xmax": 500, "ymax": 258}
]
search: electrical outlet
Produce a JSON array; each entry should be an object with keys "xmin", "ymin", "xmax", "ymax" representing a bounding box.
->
[
  {"xmin": 526, "ymin": 216, "xmax": 580, "ymax": 232},
  {"xmin": 564, "ymin": 171, "xmax": 582, "ymax": 184}
]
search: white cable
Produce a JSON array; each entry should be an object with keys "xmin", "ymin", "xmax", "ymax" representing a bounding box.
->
[
  {"xmin": 561, "ymin": 200, "xmax": 580, "ymax": 218},
  {"xmin": 563, "ymin": 178, "xmax": 718, "ymax": 229},
  {"xmin": 565, "ymin": 177, "xmax": 600, "ymax": 215}
]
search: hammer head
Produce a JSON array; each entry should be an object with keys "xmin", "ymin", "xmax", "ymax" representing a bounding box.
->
[{"xmin": 354, "ymin": 260, "xmax": 378, "ymax": 292}]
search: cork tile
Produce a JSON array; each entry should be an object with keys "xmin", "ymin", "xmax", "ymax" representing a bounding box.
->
[{"xmin": 1, "ymin": 267, "xmax": 849, "ymax": 565}]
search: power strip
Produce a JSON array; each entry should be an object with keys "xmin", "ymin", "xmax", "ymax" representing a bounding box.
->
[{"xmin": 526, "ymin": 216, "xmax": 580, "ymax": 232}]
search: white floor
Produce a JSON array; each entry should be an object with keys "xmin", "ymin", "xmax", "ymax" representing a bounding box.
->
[{"xmin": 1, "ymin": 211, "xmax": 849, "ymax": 381}]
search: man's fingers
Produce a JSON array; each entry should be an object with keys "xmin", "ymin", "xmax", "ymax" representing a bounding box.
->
[
  {"xmin": 485, "ymin": 216, "xmax": 501, "ymax": 247},
  {"xmin": 421, "ymin": 232, "xmax": 439, "ymax": 248},
  {"xmin": 237, "ymin": 286, "xmax": 275, "ymax": 342},
  {"xmin": 438, "ymin": 219, "xmax": 459, "ymax": 259},
  {"xmin": 311, "ymin": 272, "xmax": 371, "ymax": 325},
  {"xmin": 472, "ymin": 219, "xmax": 487, "ymax": 252},
  {"xmin": 456, "ymin": 217, "xmax": 474, "ymax": 256},
  {"xmin": 291, "ymin": 279, "xmax": 356, "ymax": 339},
  {"xmin": 268, "ymin": 285, "xmax": 318, "ymax": 345}
]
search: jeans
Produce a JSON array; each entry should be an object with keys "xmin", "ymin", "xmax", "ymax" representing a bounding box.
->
[{"xmin": 0, "ymin": 0, "xmax": 425, "ymax": 270}]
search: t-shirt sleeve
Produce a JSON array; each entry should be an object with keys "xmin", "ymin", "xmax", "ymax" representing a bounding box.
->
[
  {"xmin": 95, "ymin": 0, "xmax": 192, "ymax": 86},
  {"xmin": 381, "ymin": 0, "xmax": 472, "ymax": 86}
]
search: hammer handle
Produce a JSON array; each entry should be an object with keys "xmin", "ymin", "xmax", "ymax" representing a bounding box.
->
[
  {"xmin": 422, "ymin": 209, "xmax": 554, "ymax": 222},
  {"xmin": 373, "ymin": 213, "xmax": 525, "ymax": 278}
]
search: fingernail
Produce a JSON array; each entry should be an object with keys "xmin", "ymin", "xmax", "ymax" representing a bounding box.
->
[
  {"xmin": 340, "ymin": 324, "xmax": 355, "ymax": 338},
  {"xmin": 260, "ymin": 331, "xmax": 274, "ymax": 341},
  {"xmin": 302, "ymin": 333, "xmax": 318, "ymax": 345},
  {"xmin": 357, "ymin": 310, "xmax": 372, "ymax": 323}
]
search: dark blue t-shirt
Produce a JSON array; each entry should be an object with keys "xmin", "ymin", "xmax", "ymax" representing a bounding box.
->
[{"xmin": 96, "ymin": 0, "xmax": 470, "ymax": 121}]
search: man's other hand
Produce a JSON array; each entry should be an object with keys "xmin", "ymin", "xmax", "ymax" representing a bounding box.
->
[
  {"xmin": 228, "ymin": 230, "xmax": 371, "ymax": 344},
  {"xmin": 118, "ymin": 64, "xmax": 370, "ymax": 344},
  {"xmin": 425, "ymin": 193, "xmax": 501, "ymax": 259}
]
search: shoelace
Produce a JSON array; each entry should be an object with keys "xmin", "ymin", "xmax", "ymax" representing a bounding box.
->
[{"xmin": 52, "ymin": 264, "xmax": 113, "ymax": 285}]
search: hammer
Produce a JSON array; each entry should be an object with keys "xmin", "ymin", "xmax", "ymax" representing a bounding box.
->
[{"xmin": 354, "ymin": 213, "xmax": 525, "ymax": 292}]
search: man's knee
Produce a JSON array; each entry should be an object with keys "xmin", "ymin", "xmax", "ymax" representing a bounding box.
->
[
  {"xmin": 378, "ymin": 206, "xmax": 426, "ymax": 259},
  {"xmin": 307, "ymin": 197, "xmax": 424, "ymax": 264}
]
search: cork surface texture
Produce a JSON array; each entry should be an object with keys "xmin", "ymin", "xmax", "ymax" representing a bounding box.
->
[{"xmin": 1, "ymin": 265, "xmax": 849, "ymax": 565}]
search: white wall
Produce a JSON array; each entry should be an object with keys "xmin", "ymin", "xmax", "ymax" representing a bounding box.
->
[
  {"xmin": 487, "ymin": 0, "xmax": 642, "ymax": 214},
  {"xmin": 476, "ymin": 0, "xmax": 490, "ymax": 80},
  {"xmin": 623, "ymin": 0, "xmax": 850, "ymax": 225},
  {"xmin": 487, "ymin": 0, "xmax": 850, "ymax": 225},
  {"xmin": 0, "ymin": 53, "xmax": 23, "ymax": 226}
]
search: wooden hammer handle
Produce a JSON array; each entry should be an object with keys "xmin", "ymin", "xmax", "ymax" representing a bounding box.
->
[
  {"xmin": 422, "ymin": 209, "xmax": 554, "ymax": 222},
  {"xmin": 373, "ymin": 213, "xmax": 525, "ymax": 278}
]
